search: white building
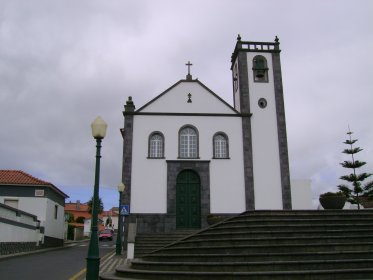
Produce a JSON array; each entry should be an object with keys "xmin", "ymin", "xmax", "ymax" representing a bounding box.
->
[
  {"xmin": 120, "ymin": 37, "xmax": 312, "ymax": 234},
  {"xmin": 0, "ymin": 170, "xmax": 69, "ymax": 247}
]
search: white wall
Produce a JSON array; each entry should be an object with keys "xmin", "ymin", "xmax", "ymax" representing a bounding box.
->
[
  {"xmin": 131, "ymin": 115, "xmax": 246, "ymax": 214},
  {"xmin": 246, "ymin": 52, "xmax": 283, "ymax": 210},
  {"xmin": 0, "ymin": 205, "xmax": 39, "ymax": 243},
  {"xmin": 44, "ymin": 199, "xmax": 65, "ymax": 239},
  {"xmin": 0, "ymin": 196, "xmax": 65, "ymax": 239},
  {"xmin": 1, "ymin": 223, "xmax": 39, "ymax": 242}
]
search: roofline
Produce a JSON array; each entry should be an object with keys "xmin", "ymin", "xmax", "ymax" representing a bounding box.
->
[
  {"xmin": 123, "ymin": 112, "xmax": 251, "ymax": 117},
  {"xmin": 133, "ymin": 79, "xmax": 239, "ymax": 114},
  {"xmin": 0, "ymin": 183, "xmax": 69, "ymax": 198},
  {"xmin": 230, "ymin": 37, "xmax": 281, "ymax": 70}
]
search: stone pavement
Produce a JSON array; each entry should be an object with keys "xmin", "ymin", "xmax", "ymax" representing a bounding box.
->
[
  {"xmin": 100, "ymin": 251, "xmax": 127, "ymax": 275},
  {"xmin": 70, "ymin": 250, "xmax": 127, "ymax": 280}
]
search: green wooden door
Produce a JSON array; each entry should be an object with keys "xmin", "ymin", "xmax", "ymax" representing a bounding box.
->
[{"xmin": 176, "ymin": 170, "xmax": 201, "ymax": 229}]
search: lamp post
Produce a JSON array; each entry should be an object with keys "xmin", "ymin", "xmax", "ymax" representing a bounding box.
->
[
  {"xmin": 86, "ymin": 116, "xmax": 107, "ymax": 280},
  {"xmin": 116, "ymin": 182, "xmax": 125, "ymax": 255}
]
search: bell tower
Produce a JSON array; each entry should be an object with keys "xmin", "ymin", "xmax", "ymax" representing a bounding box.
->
[{"xmin": 231, "ymin": 35, "xmax": 292, "ymax": 210}]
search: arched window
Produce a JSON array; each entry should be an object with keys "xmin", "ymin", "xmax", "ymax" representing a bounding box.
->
[
  {"xmin": 213, "ymin": 132, "xmax": 229, "ymax": 159},
  {"xmin": 148, "ymin": 132, "xmax": 164, "ymax": 158},
  {"xmin": 179, "ymin": 126, "xmax": 198, "ymax": 158},
  {"xmin": 252, "ymin": 55, "xmax": 269, "ymax": 82}
]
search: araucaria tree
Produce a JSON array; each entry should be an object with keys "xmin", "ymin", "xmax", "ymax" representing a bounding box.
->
[{"xmin": 338, "ymin": 129, "xmax": 373, "ymax": 209}]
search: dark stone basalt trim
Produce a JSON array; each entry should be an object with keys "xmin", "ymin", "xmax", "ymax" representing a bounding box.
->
[
  {"xmin": 0, "ymin": 242, "xmax": 38, "ymax": 256},
  {"xmin": 0, "ymin": 185, "xmax": 66, "ymax": 206},
  {"xmin": 42, "ymin": 235, "xmax": 63, "ymax": 248},
  {"xmin": 0, "ymin": 202, "xmax": 38, "ymax": 220},
  {"xmin": 129, "ymin": 214, "xmax": 176, "ymax": 233},
  {"xmin": 166, "ymin": 160, "xmax": 210, "ymax": 221},
  {"xmin": 0, "ymin": 217, "xmax": 38, "ymax": 230},
  {"xmin": 125, "ymin": 112, "xmax": 242, "ymax": 117},
  {"xmin": 236, "ymin": 51, "xmax": 255, "ymax": 210},
  {"xmin": 231, "ymin": 38, "xmax": 281, "ymax": 70},
  {"xmin": 148, "ymin": 131, "xmax": 165, "ymax": 158},
  {"xmin": 136, "ymin": 79, "xmax": 238, "ymax": 114},
  {"xmin": 272, "ymin": 52, "xmax": 292, "ymax": 210},
  {"xmin": 122, "ymin": 98, "xmax": 135, "ymax": 245}
]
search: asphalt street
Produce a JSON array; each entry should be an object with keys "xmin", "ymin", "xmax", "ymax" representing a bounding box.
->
[{"xmin": 0, "ymin": 238, "xmax": 119, "ymax": 280}]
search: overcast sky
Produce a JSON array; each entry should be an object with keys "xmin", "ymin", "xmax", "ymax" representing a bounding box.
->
[{"xmin": 1, "ymin": 0, "xmax": 372, "ymax": 210}]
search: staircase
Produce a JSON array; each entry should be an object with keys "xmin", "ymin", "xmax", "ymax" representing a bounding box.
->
[
  {"xmin": 134, "ymin": 231, "xmax": 196, "ymax": 258},
  {"xmin": 101, "ymin": 210, "xmax": 373, "ymax": 279}
]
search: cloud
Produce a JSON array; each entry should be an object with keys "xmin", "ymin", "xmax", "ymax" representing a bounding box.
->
[{"xmin": 1, "ymin": 0, "xmax": 373, "ymax": 209}]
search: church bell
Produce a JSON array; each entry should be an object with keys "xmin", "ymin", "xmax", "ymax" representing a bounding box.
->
[{"xmin": 253, "ymin": 57, "xmax": 267, "ymax": 78}]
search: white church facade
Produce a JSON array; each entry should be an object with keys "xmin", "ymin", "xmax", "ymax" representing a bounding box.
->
[{"xmin": 121, "ymin": 36, "xmax": 311, "ymax": 233}]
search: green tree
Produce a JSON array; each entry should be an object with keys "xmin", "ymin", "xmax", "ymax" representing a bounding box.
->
[
  {"xmin": 75, "ymin": 216, "xmax": 85, "ymax": 223},
  {"xmin": 338, "ymin": 129, "xmax": 373, "ymax": 209},
  {"xmin": 87, "ymin": 196, "xmax": 104, "ymax": 214},
  {"xmin": 65, "ymin": 212, "xmax": 74, "ymax": 223}
]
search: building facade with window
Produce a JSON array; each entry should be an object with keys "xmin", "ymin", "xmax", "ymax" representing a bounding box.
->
[
  {"xmin": 0, "ymin": 170, "xmax": 69, "ymax": 247},
  {"xmin": 121, "ymin": 37, "xmax": 310, "ymax": 234}
]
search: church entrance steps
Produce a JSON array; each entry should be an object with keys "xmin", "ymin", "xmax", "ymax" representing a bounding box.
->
[
  {"xmin": 104, "ymin": 266, "xmax": 373, "ymax": 279},
  {"xmin": 163, "ymin": 236, "xmax": 373, "ymax": 248},
  {"xmin": 144, "ymin": 250, "xmax": 373, "ymax": 263},
  {"xmin": 100, "ymin": 210, "xmax": 373, "ymax": 280},
  {"xmin": 207, "ymin": 223, "xmax": 373, "ymax": 233},
  {"xmin": 156, "ymin": 242, "xmax": 373, "ymax": 254},
  {"xmin": 196, "ymin": 228, "xmax": 373, "ymax": 238},
  {"xmin": 129, "ymin": 259, "xmax": 373, "ymax": 272},
  {"xmin": 134, "ymin": 231, "xmax": 196, "ymax": 258}
]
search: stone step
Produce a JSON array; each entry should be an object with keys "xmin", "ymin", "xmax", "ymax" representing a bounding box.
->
[
  {"xmin": 134, "ymin": 231, "xmax": 195, "ymax": 258},
  {"xmin": 100, "ymin": 210, "xmax": 373, "ymax": 280},
  {"xmin": 158, "ymin": 242, "xmax": 373, "ymax": 255},
  {"xmin": 211, "ymin": 222, "xmax": 373, "ymax": 231},
  {"xmin": 196, "ymin": 228, "xmax": 373, "ymax": 239},
  {"xmin": 238, "ymin": 210, "xmax": 373, "ymax": 216},
  {"xmin": 103, "ymin": 265, "xmax": 373, "ymax": 280},
  {"xmin": 220, "ymin": 218, "xmax": 373, "ymax": 227},
  {"xmin": 145, "ymin": 250, "xmax": 373, "ymax": 262},
  {"xmin": 130, "ymin": 258, "xmax": 373, "ymax": 272},
  {"xmin": 171, "ymin": 235, "xmax": 373, "ymax": 247},
  {"xmin": 136, "ymin": 234, "xmax": 193, "ymax": 240}
]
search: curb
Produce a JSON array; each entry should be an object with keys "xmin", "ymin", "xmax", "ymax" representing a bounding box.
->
[{"xmin": 69, "ymin": 249, "xmax": 121, "ymax": 280}]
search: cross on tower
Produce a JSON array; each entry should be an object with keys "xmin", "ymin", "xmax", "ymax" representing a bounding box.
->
[{"xmin": 185, "ymin": 61, "xmax": 193, "ymax": 80}]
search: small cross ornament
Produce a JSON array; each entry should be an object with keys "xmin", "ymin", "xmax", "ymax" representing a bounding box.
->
[{"xmin": 187, "ymin": 93, "xmax": 192, "ymax": 103}]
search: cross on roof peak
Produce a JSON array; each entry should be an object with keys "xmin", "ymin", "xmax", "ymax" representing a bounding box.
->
[{"xmin": 185, "ymin": 61, "xmax": 193, "ymax": 80}]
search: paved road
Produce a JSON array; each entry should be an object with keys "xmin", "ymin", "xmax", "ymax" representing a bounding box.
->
[{"xmin": 0, "ymin": 237, "xmax": 122, "ymax": 280}]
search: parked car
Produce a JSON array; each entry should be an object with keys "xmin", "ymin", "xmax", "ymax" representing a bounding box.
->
[{"xmin": 99, "ymin": 229, "xmax": 113, "ymax": 241}]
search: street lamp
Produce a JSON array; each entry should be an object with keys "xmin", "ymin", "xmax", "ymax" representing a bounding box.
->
[
  {"xmin": 116, "ymin": 182, "xmax": 125, "ymax": 255},
  {"xmin": 86, "ymin": 116, "xmax": 107, "ymax": 280}
]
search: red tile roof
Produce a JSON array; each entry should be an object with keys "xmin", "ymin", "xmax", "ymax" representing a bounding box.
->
[
  {"xmin": 0, "ymin": 170, "xmax": 69, "ymax": 198},
  {"xmin": 102, "ymin": 208, "xmax": 119, "ymax": 217},
  {"xmin": 65, "ymin": 203, "xmax": 90, "ymax": 212}
]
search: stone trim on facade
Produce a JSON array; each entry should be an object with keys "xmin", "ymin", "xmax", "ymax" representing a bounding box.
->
[
  {"xmin": 237, "ymin": 51, "xmax": 255, "ymax": 210},
  {"xmin": 166, "ymin": 160, "xmax": 210, "ymax": 229},
  {"xmin": 122, "ymin": 97, "xmax": 135, "ymax": 243},
  {"xmin": 272, "ymin": 52, "xmax": 292, "ymax": 209}
]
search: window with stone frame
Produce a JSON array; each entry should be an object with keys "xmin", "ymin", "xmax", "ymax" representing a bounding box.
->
[
  {"xmin": 213, "ymin": 132, "xmax": 229, "ymax": 159},
  {"xmin": 179, "ymin": 126, "xmax": 198, "ymax": 158},
  {"xmin": 148, "ymin": 132, "xmax": 164, "ymax": 158}
]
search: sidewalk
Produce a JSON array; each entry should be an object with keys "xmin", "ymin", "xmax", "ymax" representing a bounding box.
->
[{"xmin": 69, "ymin": 250, "xmax": 127, "ymax": 280}]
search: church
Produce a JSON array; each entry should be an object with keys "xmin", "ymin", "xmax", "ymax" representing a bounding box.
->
[{"xmin": 120, "ymin": 36, "xmax": 311, "ymax": 234}]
